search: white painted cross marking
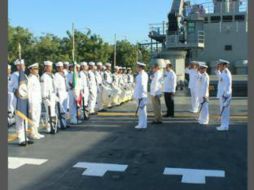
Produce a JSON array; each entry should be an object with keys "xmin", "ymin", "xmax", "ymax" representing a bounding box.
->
[
  {"xmin": 73, "ymin": 162, "xmax": 128, "ymax": 177},
  {"xmin": 8, "ymin": 157, "xmax": 48, "ymax": 169},
  {"xmin": 163, "ymin": 168, "xmax": 225, "ymax": 184}
]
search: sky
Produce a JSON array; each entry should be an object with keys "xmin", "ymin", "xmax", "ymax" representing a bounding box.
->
[
  {"xmin": 8, "ymin": 0, "xmax": 175, "ymax": 44},
  {"xmin": 8, "ymin": 0, "xmax": 224, "ymax": 44}
]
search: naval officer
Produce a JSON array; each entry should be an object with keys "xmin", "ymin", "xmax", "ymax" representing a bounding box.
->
[
  {"xmin": 41, "ymin": 61, "xmax": 58, "ymax": 133},
  {"xmin": 9, "ymin": 59, "xmax": 33, "ymax": 145},
  {"xmin": 27, "ymin": 63, "xmax": 45, "ymax": 139},
  {"xmin": 197, "ymin": 62, "xmax": 210, "ymax": 125},
  {"xmin": 185, "ymin": 61, "xmax": 200, "ymax": 113},
  {"xmin": 215, "ymin": 59, "xmax": 232, "ymax": 131},
  {"xmin": 150, "ymin": 63, "xmax": 163, "ymax": 124},
  {"xmin": 88, "ymin": 62, "xmax": 98, "ymax": 114},
  {"xmin": 163, "ymin": 60, "xmax": 177, "ymax": 118},
  {"xmin": 54, "ymin": 62, "xmax": 68, "ymax": 128},
  {"xmin": 134, "ymin": 62, "xmax": 148, "ymax": 129}
]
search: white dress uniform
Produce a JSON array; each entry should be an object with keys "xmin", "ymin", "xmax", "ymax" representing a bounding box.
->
[
  {"xmin": 197, "ymin": 71, "xmax": 210, "ymax": 125},
  {"xmin": 41, "ymin": 72, "xmax": 57, "ymax": 131},
  {"xmin": 150, "ymin": 70, "xmax": 163, "ymax": 122},
  {"xmin": 163, "ymin": 70, "xmax": 177, "ymax": 93},
  {"xmin": 8, "ymin": 59, "xmax": 30, "ymax": 143},
  {"xmin": 88, "ymin": 67, "xmax": 98, "ymax": 113},
  {"xmin": 8, "ymin": 71, "xmax": 15, "ymax": 117},
  {"xmin": 9, "ymin": 70, "xmax": 27, "ymax": 143},
  {"xmin": 216, "ymin": 67, "xmax": 232, "ymax": 130},
  {"xmin": 150, "ymin": 70, "xmax": 163, "ymax": 97},
  {"xmin": 79, "ymin": 70, "xmax": 90, "ymax": 107},
  {"xmin": 103, "ymin": 70, "xmax": 113, "ymax": 85},
  {"xmin": 54, "ymin": 72, "xmax": 68, "ymax": 116},
  {"xmin": 185, "ymin": 68, "xmax": 200, "ymax": 113},
  {"xmin": 28, "ymin": 71, "xmax": 43, "ymax": 139},
  {"xmin": 134, "ymin": 69, "xmax": 148, "ymax": 129},
  {"xmin": 95, "ymin": 70, "xmax": 103, "ymax": 111}
]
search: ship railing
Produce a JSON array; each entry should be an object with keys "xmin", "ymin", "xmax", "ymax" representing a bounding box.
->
[{"xmin": 149, "ymin": 22, "xmax": 168, "ymax": 36}]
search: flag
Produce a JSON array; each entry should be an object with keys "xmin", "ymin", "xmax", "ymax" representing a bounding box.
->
[{"xmin": 15, "ymin": 70, "xmax": 34, "ymax": 126}]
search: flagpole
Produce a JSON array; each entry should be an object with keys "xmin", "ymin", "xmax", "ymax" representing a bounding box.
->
[
  {"xmin": 72, "ymin": 23, "xmax": 75, "ymax": 64},
  {"xmin": 18, "ymin": 43, "xmax": 22, "ymax": 60}
]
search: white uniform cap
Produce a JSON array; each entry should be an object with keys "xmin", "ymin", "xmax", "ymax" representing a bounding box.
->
[
  {"xmin": 89, "ymin": 62, "xmax": 95, "ymax": 66},
  {"xmin": 165, "ymin": 59, "xmax": 172, "ymax": 65},
  {"xmin": 14, "ymin": 59, "xmax": 25, "ymax": 65},
  {"xmin": 81, "ymin": 62, "xmax": 88, "ymax": 66},
  {"xmin": 115, "ymin": 66, "xmax": 119, "ymax": 70},
  {"xmin": 44, "ymin": 61, "xmax": 53, "ymax": 66},
  {"xmin": 28, "ymin": 63, "xmax": 39, "ymax": 69},
  {"xmin": 8, "ymin": 65, "xmax": 11, "ymax": 70},
  {"xmin": 190, "ymin": 60, "xmax": 199, "ymax": 65},
  {"xmin": 137, "ymin": 62, "xmax": 146, "ymax": 67},
  {"xmin": 64, "ymin": 62, "xmax": 69, "ymax": 65},
  {"xmin": 97, "ymin": 62, "xmax": 103, "ymax": 66},
  {"xmin": 76, "ymin": 64, "xmax": 80, "ymax": 68},
  {"xmin": 217, "ymin": 59, "xmax": 230, "ymax": 65},
  {"xmin": 106, "ymin": 63, "xmax": 111, "ymax": 67},
  {"xmin": 199, "ymin": 62, "xmax": 208, "ymax": 68},
  {"xmin": 55, "ymin": 62, "xmax": 64, "ymax": 67}
]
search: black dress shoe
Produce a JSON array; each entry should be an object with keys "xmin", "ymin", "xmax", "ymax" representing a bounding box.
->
[
  {"xmin": 27, "ymin": 140, "xmax": 34, "ymax": 144},
  {"xmin": 19, "ymin": 142, "xmax": 27, "ymax": 146},
  {"xmin": 151, "ymin": 121, "xmax": 163, "ymax": 125}
]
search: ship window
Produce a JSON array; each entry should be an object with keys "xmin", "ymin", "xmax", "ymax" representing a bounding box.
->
[
  {"xmin": 223, "ymin": 15, "xmax": 233, "ymax": 22},
  {"xmin": 204, "ymin": 17, "xmax": 208, "ymax": 23},
  {"xmin": 225, "ymin": 45, "xmax": 232, "ymax": 51},
  {"xmin": 235, "ymin": 15, "xmax": 245, "ymax": 21},
  {"xmin": 211, "ymin": 16, "xmax": 221, "ymax": 23},
  {"xmin": 188, "ymin": 22, "xmax": 195, "ymax": 33}
]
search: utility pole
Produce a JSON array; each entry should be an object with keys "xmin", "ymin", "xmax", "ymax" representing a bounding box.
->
[{"xmin": 113, "ymin": 34, "xmax": 117, "ymax": 71}]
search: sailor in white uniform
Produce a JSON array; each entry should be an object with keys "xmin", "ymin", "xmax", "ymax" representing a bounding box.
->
[
  {"xmin": 9, "ymin": 59, "xmax": 34, "ymax": 145},
  {"xmin": 185, "ymin": 61, "xmax": 200, "ymax": 113},
  {"xmin": 197, "ymin": 62, "xmax": 210, "ymax": 125},
  {"xmin": 63, "ymin": 62, "xmax": 70, "ymax": 111},
  {"xmin": 215, "ymin": 59, "xmax": 232, "ymax": 131},
  {"xmin": 88, "ymin": 62, "xmax": 98, "ymax": 114},
  {"xmin": 41, "ymin": 61, "xmax": 58, "ymax": 133},
  {"xmin": 134, "ymin": 62, "xmax": 148, "ymax": 129},
  {"xmin": 103, "ymin": 63, "xmax": 113, "ymax": 85},
  {"xmin": 80, "ymin": 62, "xmax": 90, "ymax": 108},
  {"xmin": 8, "ymin": 65, "xmax": 15, "ymax": 119},
  {"xmin": 54, "ymin": 62, "xmax": 68, "ymax": 128},
  {"xmin": 95, "ymin": 62, "xmax": 104, "ymax": 111},
  {"xmin": 27, "ymin": 63, "xmax": 45, "ymax": 139}
]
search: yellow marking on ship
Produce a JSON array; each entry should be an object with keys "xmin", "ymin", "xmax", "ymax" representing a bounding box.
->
[{"xmin": 97, "ymin": 112, "xmax": 247, "ymax": 120}]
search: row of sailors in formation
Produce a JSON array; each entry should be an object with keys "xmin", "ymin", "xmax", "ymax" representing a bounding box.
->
[
  {"xmin": 8, "ymin": 59, "xmax": 135, "ymax": 145},
  {"xmin": 134, "ymin": 59, "xmax": 232, "ymax": 132}
]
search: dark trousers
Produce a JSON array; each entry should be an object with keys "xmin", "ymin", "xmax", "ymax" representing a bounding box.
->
[{"xmin": 164, "ymin": 92, "xmax": 174, "ymax": 116}]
